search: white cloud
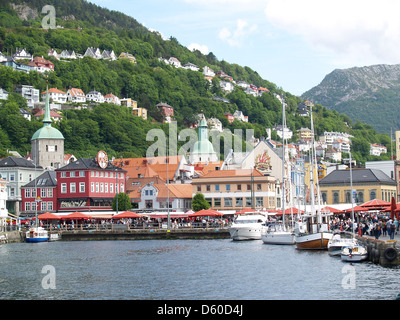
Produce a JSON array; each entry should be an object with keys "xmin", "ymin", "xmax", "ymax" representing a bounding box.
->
[
  {"xmin": 264, "ymin": 0, "xmax": 400, "ymax": 65},
  {"xmin": 219, "ymin": 19, "xmax": 258, "ymax": 47},
  {"xmin": 188, "ymin": 43, "xmax": 209, "ymax": 55}
]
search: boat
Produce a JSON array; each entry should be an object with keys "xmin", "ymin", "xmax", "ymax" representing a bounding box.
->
[
  {"xmin": 25, "ymin": 226, "xmax": 49, "ymax": 243},
  {"xmin": 328, "ymin": 233, "xmax": 358, "ymax": 256},
  {"xmin": 294, "ymin": 102, "xmax": 333, "ymax": 250},
  {"xmin": 341, "ymin": 245, "xmax": 368, "ymax": 262},
  {"xmin": 228, "ymin": 212, "xmax": 268, "ymax": 241},
  {"xmin": 340, "ymin": 152, "xmax": 368, "ymax": 262},
  {"xmin": 262, "ymin": 222, "xmax": 295, "ymax": 245},
  {"xmin": 261, "ymin": 95, "xmax": 295, "ymax": 245}
]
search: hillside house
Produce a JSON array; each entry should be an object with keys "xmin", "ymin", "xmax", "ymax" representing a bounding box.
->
[
  {"xmin": 33, "ymin": 109, "xmax": 63, "ymax": 122},
  {"xmin": 118, "ymin": 52, "xmax": 136, "ymax": 64},
  {"xmin": 168, "ymin": 57, "xmax": 181, "ymax": 68},
  {"xmin": 104, "ymin": 93, "xmax": 121, "ymax": 105},
  {"xmin": 67, "ymin": 88, "xmax": 86, "ymax": 103},
  {"xmin": 48, "ymin": 49, "xmax": 59, "ymax": 60},
  {"xmin": 84, "ymin": 47, "xmax": 102, "ymax": 59},
  {"xmin": 101, "ymin": 50, "xmax": 117, "ymax": 61},
  {"xmin": 156, "ymin": 102, "xmax": 174, "ymax": 123},
  {"xmin": 370, "ymin": 144, "xmax": 387, "ymax": 156},
  {"xmin": 14, "ymin": 85, "xmax": 39, "ymax": 108},
  {"xmin": 41, "ymin": 88, "xmax": 67, "ymax": 104},
  {"xmin": 0, "ymin": 88, "xmax": 9, "ymax": 100},
  {"xmin": 27, "ymin": 56, "xmax": 54, "ymax": 73},
  {"xmin": 13, "ymin": 48, "xmax": 32, "ymax": 61},
  {"xmin": 60, "ymin": 50, "xmax": 76, "ymax": 60},
  {"xmin": 86, "ymin": 90, "xmax": 105, "ymax": 103},
  {"xmin": 2, "ymin": 57, "xmax": 33, "ymax": 73},
  {"xmin": 325, "ymin": 148, "xmax": 342, "ymax": 162},
  {"xmin": 203, "ymin": 66, "xmax": 215, "ymax": 77},
  {"xmin": 183, "ymin": 62, "xmax": 199, "ymax": 71},
  {"xmin": 220, "ymin": 81, "xmax": 234, "ymax": 93}
]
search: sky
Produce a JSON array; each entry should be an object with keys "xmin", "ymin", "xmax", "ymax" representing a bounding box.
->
[{"xmin": 89, "ymin": 0, "xmax": 400, "ymax": 96}]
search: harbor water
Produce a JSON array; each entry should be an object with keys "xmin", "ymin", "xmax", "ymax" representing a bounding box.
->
[{"xmin": 0, "ymin": 239, "xmax": 399, "ymax": 300}]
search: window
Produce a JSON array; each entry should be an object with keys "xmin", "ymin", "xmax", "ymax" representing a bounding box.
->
[
  {"xmin": 100, "ymin": 183, "xmax": 104, "ymax": 193},
  {"xmin": 321, "ymin": 192, "xmax": 327, "ymax": 204},
  {"xmin": 357, "ymin": 191, "xmax": 364, "ymax": 203},
  {"xmin": 224, "ymin": 198, "xmax": 232, "ymax": 207},
  {"xmin": 47, "ymin": 188, "xmax": 53, "ymax": 197},
  {"xmin": 257, "ymin": 184, "xmax": 262, "ymax": 191},
  {"xmin": 70, "ymin": 171, "xmax": 75, "ymax": 177},
  {"xmin": 235, "ymin": 197, "xmax": 243, "ymax": 207},
  {"xmin": 61, "ymin": 183, "xmax": 67, "ymax": 193},
  {"xmin": 41, "ymin": 188, "xmax": 46, "ymax": 198},
  {"xmin": 120, "ymin": 183, "xmax": 124, "ymax": 193},
  {"xmin": 245, "ymin": 197, "xmax": 252, "ymax": 207},
  {"xmin": 237, "ymin": 184, "xmax": 242, "ymax": 191},
  {"xmin": 25, "ymin": 189, "xmax": 31, "ymax": 198},
  {"xmin": 70, "ymin": 183, "xmax": 76, "ymax": 193},
  {"xmin": 256, "ymin": 197, "xmax": 263, "ymax": 207},
  {"xmin": 31, "ymin": 202, "xmax": 36, "ymax": 211},
  {"xmin": 79, "ymin": 182, "xmax": 85, "ymax": 193},
  {"xmin": 206, "ymin": 185, "xmax": 211, "ymax": 192},
  {"xmin": 32, "ymin": 189, "xmax": 36, "ymax": 198},
  {"xmin": 25, "ymin": 202, "xmax": 31, "ymax": 211},
  {"xmin": 61, "ymin": 172, "xmax": 66, "ymax": 178},
  {"xmin": 96, "ymin": 183, "xmax": 99, "ymax": 193},
  {"xmin": 110, "ymin": 183, "xmax": 114, "ymax": 193},
  {"xmin": 345, "ymin": 191, "xmax": 351, "ymax": 204},
  {"xmin": 215, "ymin": 184, "xmax": 220, "ymax": 192},
  {"xmin": 47, "ymin": 202, "xmax": 53, "ymax": 211},
  {"xmin": 91, "ymin": 182, "xmax": 95, "ymax": 192},
  {"xmin": 197, "ymin": 185, "xmax": 201, "ymax": 192},
  {"xmin": 79, "ymin": 171, "xmax": 85, "ymax": 177},
  {"xmin": 226, "ymin": 184, "xmax": 231, "ymax": 191},
  {"xmin": 333, "ymin": 191, "xmax": 339, "ymax": 204},
  {"xmin": 105, "ymin": 183, "xmax": 108, "ymax": 193},
  {"xmin": 9, "ymin": 173, "xmax": 15, "ymax": 181},
  {"xmin": 247, "ymin": 184, "xmax": 251, "ymax": 191},
  {"xmin": 214, "ymin": 198, "xmax": 221, "ymax": 207}
]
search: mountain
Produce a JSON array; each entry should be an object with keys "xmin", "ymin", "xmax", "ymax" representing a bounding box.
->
[{"xmin": 301, "ymin": 64, "xmax": 400, "ymax": 134}]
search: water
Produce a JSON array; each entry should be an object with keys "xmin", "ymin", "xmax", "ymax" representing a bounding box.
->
[{"xmin": 0, "ymin": 239, "xmax": 399, "ymax": 300}]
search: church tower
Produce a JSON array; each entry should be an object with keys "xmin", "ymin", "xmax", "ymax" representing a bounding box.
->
[
  {"xmin": 31, "ymin": 86, "xmax": 64, "ymax": 169},
  {"xmin": 189, "ymin": 114, "xmax": 218, "ymax": 164}
]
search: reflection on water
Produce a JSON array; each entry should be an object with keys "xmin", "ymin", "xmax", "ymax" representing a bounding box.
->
[{"xmin": 0, "ymin": 239, "xmax": 398, "ymax": 300}]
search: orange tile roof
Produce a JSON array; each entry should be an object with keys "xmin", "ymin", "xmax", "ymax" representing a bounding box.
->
[
  {"xmin": 41, "ymin": 88, "xmax": 67, "ymax": 95},
  {"xmin": 201, "ymin": 168, "xmax": 264, "ymax": 178},
  {"xmin": 128, "ymin": 182, "xmax": 192, "ymax": 200}
]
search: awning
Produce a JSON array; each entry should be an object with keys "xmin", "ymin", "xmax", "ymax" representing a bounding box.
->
[
  {"xmin": 38, "ymin": 212, "xmax": 61, "ymax": 220},
  {"xmin": 60, "ymin": 212, "xmax": 93, "ymax": 220},
  {"xmin": 111, "ymin": 211, "xmax": 144, "ymax": 219},
  {"xmin": 189, "ymin": 209, "xmax": 224, "ymax": 217}
]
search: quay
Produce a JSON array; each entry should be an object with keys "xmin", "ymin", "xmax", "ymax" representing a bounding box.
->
[{"xmin": 357, "ymin": 233, "xmax": 400, "ymax": 266}]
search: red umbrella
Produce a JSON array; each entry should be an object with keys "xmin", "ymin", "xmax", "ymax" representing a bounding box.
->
[
  {"xmin": 112, "ymin": 211, "xmax": 144, "ymax": 219},
  {"xmin": 61, "ymin": 212, "xmax": 93, "ymax": 220},
  {"xmin": 275, "ymin": 207, "xmax": 303, "ymax": 216},
  {"xmin": 189, "ymin": 209, "xmax": 224, "ymax": 217},
  {"xmin": 320, "ymin": 206, "xmax": 344, "ymax": 214},
  {"xmin": 38, "ymin": 212, "xmax": 61, "ymax": 220},
  {"xmin": 360, "ymin": 199, "xmax": 391, "ymax": 208},
  {"xmin": 235, "ymin": 208, "xmax": 256, "ymax": 215},
  {"xmin": 390, "ymin": 197, "xmax": 397, "ymax": 220},
  {"xmin": 344, "ymin": 206, "xmax": 366, "ymax": 213}
]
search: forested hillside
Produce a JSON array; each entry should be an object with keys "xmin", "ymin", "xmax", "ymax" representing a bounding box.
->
[{"xmin": 0, "ymin": 0, "xmax": 393, "ymax": 164}]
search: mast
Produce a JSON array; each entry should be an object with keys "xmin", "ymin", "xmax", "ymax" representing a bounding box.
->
[
  {"xmin": 281, "ymin": 95, "xmax": 286, "ymax": 230},
  {"xmin": 349, "ymin": 152, "xmax": 355, "ymax": 239}
]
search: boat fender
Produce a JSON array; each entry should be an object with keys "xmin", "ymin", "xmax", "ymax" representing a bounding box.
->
[
  {"xmin": 374, "ymin": 248, "xmax": 380, "ymax": 263},
  {"xmin": 383, "ymin": 247, "xmax": 398, "ymax": 262},
  {"xmin": 367, "ymin": 244, "xmax": 373, "ymax": 259}
]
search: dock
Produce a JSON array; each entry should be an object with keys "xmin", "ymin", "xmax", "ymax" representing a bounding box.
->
[{"xmin": 358, "ymin": 233, "xmax": 400, "ymax": 266}]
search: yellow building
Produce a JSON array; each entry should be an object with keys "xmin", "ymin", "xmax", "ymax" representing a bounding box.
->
[
  {"xmin": 191, "ymin": 169, "xmax": 277, "ymax": 212},
  {"xmin": 118, "ymin": 52, "xmax": 136, "ymax": 64},
  {"xmin": 319, "ymin": 168, "xmax": 396, "ymax": 205},
  {"xmin": 132, "ymin": 107, "xmax": 147, "ymax": 120}
]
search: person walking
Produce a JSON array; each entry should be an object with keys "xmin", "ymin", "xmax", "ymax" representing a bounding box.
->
[{"xmin": 389, "ymin": 220, "xmax": 396, "ymax": 240}]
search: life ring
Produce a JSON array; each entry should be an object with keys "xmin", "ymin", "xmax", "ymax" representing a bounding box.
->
[{"xmin": 384, "ymin": 247, "xmax": 398, "ymax": 262}]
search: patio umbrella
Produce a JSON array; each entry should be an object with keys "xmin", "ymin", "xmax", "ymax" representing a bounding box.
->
[
  {"xmin": 38, "ymin": 212, "xmax": 61, "ymax": 220},
  {"xmin": 111, "ymin": 211, "xmax": 144, "ymax": 219},
  {"xmin": 275, "ymin": 207, "xmax": 303, "ymax": 216},
  {"xmin": 320, "ymin": 206, "xmax": 344, "ymax": 214},
  {"xmin": 189, "ymin": 209, "xmax": 224, "ymax": 217},
  {"xmin": 344, "ymin": 205, "xmax": 366, "ymax": 213},
  {"xmin": 61, "ymin": 212, "xmax": 93, "ymax": 220},
  {"xmin": 360, "ymin": 199, "xmax": 391, "ymax": 208},
  {"xmin": 390, "ymin": 197, "xmax": 397, "ymax": 220},
  {"xmin": 235, "ymin": 208, "xmax": 256, "ymax": 215}
]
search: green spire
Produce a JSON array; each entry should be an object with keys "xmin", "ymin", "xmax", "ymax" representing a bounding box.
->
[{"xmin": 43, "ymin": 85, "xmax": 51, "ymax": 126}]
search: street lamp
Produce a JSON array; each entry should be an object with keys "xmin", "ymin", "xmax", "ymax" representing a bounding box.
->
[{"xmin": 115, "ymin": 168, "xmax": 119, "ymax": 215}]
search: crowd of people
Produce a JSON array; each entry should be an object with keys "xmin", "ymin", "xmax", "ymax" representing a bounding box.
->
[{"xmin": 330, "ymin": 212, "xmax": 399, "ymax": 240}]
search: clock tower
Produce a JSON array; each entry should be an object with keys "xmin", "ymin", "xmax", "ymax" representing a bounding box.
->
[{"xmin": 31, "ymin": 86, "xmax": 64, "ymax": 169}]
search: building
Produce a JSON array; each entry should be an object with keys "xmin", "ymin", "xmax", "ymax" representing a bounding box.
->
[
  {"xmin": 219, "ymin": 81, "xmax": 234, "ymax": 93},
  {"xmin": 370, "ymin": 143, "xmax": 387, "ymax": 156},
  {"xmin": 86, "ymin": 90, "xmax": 105, "ymax": 103},
  {"xmin": 67, "ymin": 88, "xmax": 86, "ymax": 103},
  {"xmin": 128, "ymin": 181, "xmax": 192, "ymax": 212},
  {"xmin": 132, "ymin": 107, "xmax": 147, "ymax": 120},
  {"xmin": 101, "ymin": 50, "xmax": 117, "ymax": 61},
  {"xmin": 0, "ymin": 157, "xmax": 44, "ymax": 215},
  {"xmin": 297, "ymin": 128, "xmax": 312, "ymax": 141},
  {"xmin": 20, "ymin": 171, "xmax": 57, "ymax": 217},
  {"xmin": 156, "ymin": 102, "xmax": 174, "ymax": 123},
  {"xmin": 0, "ymin": 179, "xmax": 8, "ymax": 223},
  {"xmin": 189, "ymin": 114, "xmax": 219, "ymax": 164},
  {"xmin": 319, "ymin": 168, "xmax": 397, "ymax": 205},
  {"xmin": 41, "ymin": 88, "xmax": 67, "ymax": 104},
  {"xmin": 14, "ymin": 85, "xmax": 39, "ymax": 108},
  {"xmin": 13, "ymin": 48, "xmax": 32, "ymax": 60},
  {"xmin": 0, "ymin": 88, "xmax": 9, "ymax": 100},
  {"xmin": 33, "ymin": 109, "xmax": 63, "ymax": 122},
  {"xmin": 325, "ymin": 148, "xmax": 342, "ymax": 162},
  {"xmin": 183, "ymin": 62, "xmax": 199, "ymax": 71},
  {"xmin": 56, "ymin": 151, "xmax": 126, "ymax": 212},
  {"xmin": 31, "ymin": 89, "xmax": 65, "ymax": 170},
  {"xmin": 118, "ymin": 52, "xmax": 136, "ymax": 64},
  {"xmin": 27, "ymin": 56, "xmax": 54, "ymax": 73},
  {"xmin": 168, "ymin": 57, "xmax": 181, "ymax": 68},
  {"xmin": 104, "ymin": 93, "xmax": 121, "ymax": 105},
  {"xmin": 59, "ymin": 50, "xmax": 76, "ymax": 60},
  {"xmin": 120, "ymin": 98, "xmax": 137, "ymax": 108},
  {"xmin": 1, "ymin": 57, "xmax": 33, "ymax": 73},
  {"xmin": 84, "ymin": 47, "xmax": 102, "ymax": 59},
  {"xmin": 273, "ymin": 125, "xmax": 293, "ymax": 140},
  {"xmin": 191, "ymin": 169, "xmax": 277, "ymax": 213},
  {"xmin": 203, "ymin": 66, "xmax": 215, "ymax": 77}
]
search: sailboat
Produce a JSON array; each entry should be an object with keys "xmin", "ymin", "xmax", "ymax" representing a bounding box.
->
[
  {"xmin": 294, "ymin": 102, "xmax": 333, "ymax": 250},
  {"xmin": 340, "ymin": 152, "xmax": 368, "ymax": 262},
  {"xmin": 262, "ymin": 95, "xmax": 295, "ymax": 245}
]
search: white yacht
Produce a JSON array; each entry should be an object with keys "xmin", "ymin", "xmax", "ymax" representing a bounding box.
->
[
  {"xmin": 228, "ymin": 213, "xmax": 268, "ymax": 241},
  {"xmin": 328, "ymin": 233, "xmax": 358, "ymax": 256},
  {"xmin": 341, "ymin": 245, "xmax": 368, "ymax": 262},
  {"xmin": 261, "ymin": 222, "xmax": 295, "ymax": 245}
]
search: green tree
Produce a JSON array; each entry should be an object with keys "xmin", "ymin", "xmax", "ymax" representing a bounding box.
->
[
  {"xmin": 192, "ymin": 193, "xmax": 210, "ymax": 212},
  {"xmin": 112, "ymin": 192, "xmax": 133, "ymax": 212}
]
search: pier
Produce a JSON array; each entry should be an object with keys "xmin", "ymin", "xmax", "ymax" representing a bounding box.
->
[{"xmin": 357, "ymin": 233, "xmax": 400, "ymax": 266}]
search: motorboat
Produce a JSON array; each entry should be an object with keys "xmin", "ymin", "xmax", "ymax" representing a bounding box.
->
[
  {"xmin": 228, "ymin": 213, "xmax": 268, "ymax": 241},
  {"xmin": 261, "ymin": 222, "xmax": 295, "ymax": 245},
  {"xmin": 328, "ymin": 233, "xmax": 358, "ymax": 256},
  {"xmin": 341, "ymin": 245, "xmax": 368, "ymax": 262},
  {"xmin": 25, "ymin": 226, "xmax": 49, "ymax": 243}
]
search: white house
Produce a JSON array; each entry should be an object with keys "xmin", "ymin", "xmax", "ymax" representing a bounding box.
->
[
  {"xmin": 325, "ymin": 148, "xmax": 342, "ymax": 162},
  {"xmin": 0, "ymin": 88, "xmax": 9, "ymax": 100},
  {"xmin": 332, "ymin": 139, "xmax": 351, "ymax": 153},
  {"xmin": 14, "ymin": 85, "xmax": 40, "ymax": 108},
  {"xmin": 207, "ymin": 118, "xmax": 223, "ymax": 132},
  {"xmin": 168, "ymin": 57, "xmax": 182, "ymax": 68},
  {"xmin": 84, "ymin": 47, "xmax": 102, "ymax": 59},
  {"xmin": 104, "ymin": 93, "xmax": 121, "ymax": 105},
  {"xmin": 220, "ymin": 81, "xmax": 234, "ymax": 93},
  {"xmin": 41, "ymin": 88, "xmax": 67, "ymax": 104},
  {"xmin": 370, "ymin": 143, "xmax": 387, "ymax": 156},
  {"xmin": 48, "ymin": 49, "xmax": 59, "ymax": 60},
  {"xmin": 183, "ymin": 62, "xmax": 199, "ymax": 71},
  {"xmin": 86, "ymin": 91, "xmax": 105, "ymax": 103},
  {"xmin": 13, "ymin": 48, "xmax": 32, "ymax": 60},
  {"xmin": 101, "ymin": 50, "xmax": 117, "ymax": 61},
  {"xmin": 203, "ymin": 66, "xmax": 215, "ymax": 77},
  {"xmin": 67, "ymin": 88, "xmax": 86, "ymax": 103},
  {"xmin": 273, "ymin": 125, "xmax": 293, "ymax": 140},
  {"xmin": 60, "ymin": 50, "xmax": 76, "ymax": 60}
]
